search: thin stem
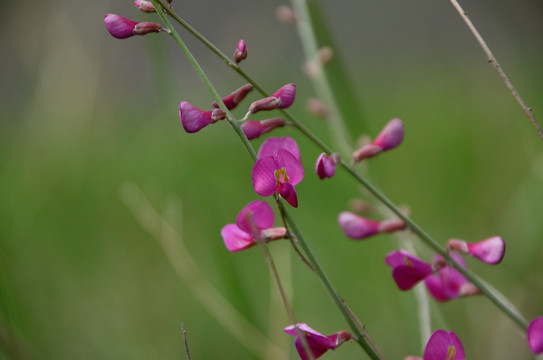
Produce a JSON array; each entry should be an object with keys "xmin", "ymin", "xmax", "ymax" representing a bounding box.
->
[
  {"xmin": 290, "ymin": 0, "xmax": 353, "ymax": 156},
  {"xmin": 278, "ymin": 201, "xmax": 385, "ymax": 360},
  {"xmin": 181, "ymin": 324, "xmax": 192, "ymax": 360},
  {"xmin": 448, "ymin": 0, "xmax": 543, "ymax": 140}
]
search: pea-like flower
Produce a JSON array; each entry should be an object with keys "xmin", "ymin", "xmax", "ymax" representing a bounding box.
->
[
  {"xmin": 104, "ymin": 14, "xmax": 163, "ymax": 39},
  {"xmin": 220, "ymin": 200, "xmax": 286, "ymax": 252},
  {"xmin": 284, "ymin": 323, "xmax": 351, "ymax": 360},
  {"xmin": 424, "ymin": 254, "xmax": 479, "ymax": 302},
  {"xmin": 386, "ymin": 250, "xmax": 434, "ymax": 291},
  {"xmin": 247, "ymin": 83, "xmax": 296, "ymax": 115},
  {"xmin": 234, "ymin": 39, "xmax": 248, "ymax": 65},
  {"xmin": 212, "ymin": 84, "xmax": 254, "ymax": 110},
  {"xmin": 252, "ymin": 137, "xmax": 304, "ymax": 207},
  {"xmin": 179, "ymin": 102, "xmax": 226, "ymax": 133},
  {"xmin": 405, "ymin": 329, "xmax": 465, "ymax": 360},
  {"xmin": 353, "ymin": 118, "xmax": 405, "ymax": 162},
  {"xmin": 315, "ymin": 153, "xmax": 340, "ymax": 179},
  {"xmin": 338, "ymin": 211, "xmax": 405, "ymax": 240},
  {"xmin": 446, "ymin": 236, "xmax": 505, "ymax": 265}
]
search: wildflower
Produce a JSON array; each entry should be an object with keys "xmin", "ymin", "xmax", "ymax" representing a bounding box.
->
[
  {"xmin": 446, "ymin": 236, "xmax": 505, "ymax": 265},
  {"xmin": 338, "ymin": 211, "xmax": 405, "ymax": 240},
  {"xmin": 251, "ymin": 136, "xmax": 303, "ymax": 207},
  {"xmin": 179, "ymin": 102, "xmax": 225, "ymax": 133},
  {"xmin": 405, "ymin": 329, "xmax": 465, "ymax": 360},
  {"xmin": 212, "ymin": 84, "xmax": 254, "ymax": 110},
  {"xmin": 353, "ymin": 118, "xmax": 405, "ymax": 162},
  {"xmin": 284, "ymin": 323, "xmax": 351, "ymax": 360},
  {"xmin": 104, "ymin": 14, "xmax": 163, "ymax": 39},
  {"xmin": 386, "ymin": 250, "xmax": 434, "ymax": 291},
  {"xmin": 315, "ymin": 152, "xmax": 340, "ymax": 179},
  {"xmin": 241, "ymin": 118, "xmax": 286, "ymax": 140},
  {"xmin": 220, "ymin": 200, "xmax": 286, "ymax": 252},
  {"xmin": 247, "ymin": 84, "xmax": 296, "ymax": 115},
  {"xmin": 424, "ymin": 254, "xmax": 479, "ymax": 302},
  {"xmin": 234, "ymin": 39, "xmax": 247, "ymax": 65},
  {"xmin": 527, "ymin": 317, "xmax": 543, "ymax": 354},
  {"xmin": 134, "ymin": 0, "xmax": 156, "ymax": 12}
]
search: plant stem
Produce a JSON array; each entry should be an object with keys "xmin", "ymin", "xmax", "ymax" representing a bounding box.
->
[{"xmin": 448, "ymin": 0, "xmax": 543, "ymax": 140}]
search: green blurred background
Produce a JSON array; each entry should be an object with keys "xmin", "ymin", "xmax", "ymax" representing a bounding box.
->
[{"xmin": 1, "ymin": 0, "xmax": 543, "ymax": 359}]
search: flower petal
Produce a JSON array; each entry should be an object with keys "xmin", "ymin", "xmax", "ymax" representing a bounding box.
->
[
  {"xmin": 275, "ymin": 149, "xmax": 304, "ymax": 185},
  {"xmin": 527, "ymin": 317, "xmax": 543, "ymax": 354},
  {"xmin": 251, "ymin": 157, "xmax": 279, "ymax": 196},
  {"xmin": 221, "ymin": 224, "xmax": 254, "ymax": 252},
  {"xmin": 467, "ymin": 236, "xmax": 505, "ymax": 265},
  {"xmin": 258, "ymin": 136, "xmax": 301, "ymax": 161},
  {"xmin": 338, "ymin": 212, "xmax": 381, "ymax": 240},
  {"xmin": 423, "ymin": 330, "xmax": 465, "ymax": 360},
  {"xmin": 392, "ymin": 265, "xmax": 432, "ymax": 291},
  {"xmin": 279, "ymin": 182, "xmax": 298, "ymax": 207},
  {"xmin": 236, "ymin": 200, "xmax": 274, "ymax": 234},
  {"xmin": 104, "ymin": 14, "xmax": 138, "ymax": 39},
  {"xmin": 179, "ymin": 102, "xmax": 213, "ymax": 133}
]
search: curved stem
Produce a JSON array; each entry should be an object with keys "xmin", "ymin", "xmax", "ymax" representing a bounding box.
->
[{"xmin": 448, "ymin": 0, "xmax": 543, "ymax": 140}]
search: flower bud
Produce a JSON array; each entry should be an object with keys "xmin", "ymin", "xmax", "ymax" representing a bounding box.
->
[
  {"xmin": 241, "ymin": 118, "xmax": 285, "ymax": 140},
  {"xmin": 528, "ymin": 317, "xmax": 543, "ymax": 355},
  {"xmin": 179, "ymin": 102, "xmax": 219, "ymax": 133},
  {"xmin": 134, "ymin": 0, "xmax": 156, "ymax": 12},
  {"xmin": 104, "ymin": 14, "xmax": 139, "ymax": 39},
  {"xmin": 211, "ymin": 108, "xmax": 226, "ymax": 122},
  {"xmin": 133, "ymin": 22, "xmax": 163, "ymax": 36},
  {"xmin": 447, "ymin": 236, "xmax": 505, "ymax": 265},
  {"xmin": 212, "ymin": 84, "xmax": 253, "ymax": 110},
  {"xmin": 248, "ymin": 83, "xmax": 296, "ymax": 115},
  {"xmin": 353, "ymin": 118, "xmax": 405, "ymax": 162},
  {"xmin": 234, "ymin": 39, "xmax": 247, "ymax": 65},
  {"xmin": 315, "ymin": 152, "xmax": 340, "ymax": 180},
  {"xmin": 338, "ymin": 212, "xmax": 405, "ymax": 240}
]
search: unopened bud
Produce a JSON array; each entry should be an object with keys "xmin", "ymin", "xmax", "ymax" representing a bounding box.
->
[
  {"xmin": 212, "ymin": 84, "xmax": 253, "ymax": 110},
  {"xmin": 447, "ymin": 237, "xmax": 505, "ymax": 265},
  {"xmin": 315, "ymin": 152, "xmax": 340, "ymax": 180},
  {"xmin": 133, "ymin": 21, "xmax": 164, "ymax": 36},
  {"xmin": 134, "ymin": 0, "xmax": 156, "ymax": 12},
  {"xmin": 352, "ymin": 118, "xmax": 404, "ymax": 162},
  {"xmin": 234, "ymin": 39, "xmax": 247, "ymax": 65},
  {"xmin": 248, "ymin": 83, "xmax": 296, "ymax": 115},
  {"xmin": 241, "ymin": 118, "xmax": 286, "ymax": 140},
  {"xmin": 211, "ymin": 108, "xmax": 226, "ymax": 122},
  {"xmin": 276, "ymin": 5, "xmax": 297, "ymax": 26}
]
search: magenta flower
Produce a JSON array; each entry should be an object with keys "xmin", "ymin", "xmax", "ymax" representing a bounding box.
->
[
  {"xmin": 424, "ymin": 254, "xmax": 479, "ymax": 302},
  {"xmin": 353, "ymin": 118, "xmax": 405, "ymax": 162},
  {"xmin": 212, "ymin": 84, "xmax": 254, "ymax": 110},
  {"xmin": 241, "ymin": 118, "xmax": 286, "ymax": 140},
  {"xmin": 251, "ymin": 137, "xmax": 304, "ymax": 207},
  {"xmin": 134, "ymin": 0, "xmax": 156, "ymax": 12},
  {"xmin": 104, "ymin": 14, "xmax": 162, "ymax": 39},
  {"xmin": 527, "ymin": 317, "xmax": 543, "ymax": 354},
  {"xmin": 248, "ymin": 83, "xmax": 296, "ymax": 115},
  {"xmin": 405, "ymin": 329, "xmax": 465, "ymax": 360},
  {"xmin": 447, "ymin": 236, "xmax": 505, "ymax": 265},
  {"xmin": 315, "ymin": 153, "xmax": 340, "ymax": 179},
  {"xmin": 386, "ymin": 250, "xmax": 434, "ymax": 291},
  {"xmin": 284, "ymin": 323, "xmax": 351, "ymax": 360},
  {"xmin": 220, "ymin": 200, "xmax": 286, "ymax": 252},
  {"xmin": 179, "ymin": 102, "xmax": 225, "ymax": 133},
  {"xmin": 234, "ymin": 39, "xmax": 248, "ymax": 65},
  {"xmin": 338, "ymin": 211, "xmax": 405, "ymax": 240}
]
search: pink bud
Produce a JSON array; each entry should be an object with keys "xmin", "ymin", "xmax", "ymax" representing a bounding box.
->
[
  {"xmin": 353, "ymin": 118, "xmax": 405, "ymax": 162},
  {"xmin": 527, "ymin": 317, "xmax": 543, "ymax": 354},
  {"xmin": 104, "ymin": 14, "xmax": 138, "ymax": 39},
  {"xmin": 134, "ymin": 0, "xmax": 156, "ymax": 12},
  {"xmin": 337, "ymin": 212, "xmax": 380, "ymax": 240},
  {"xmin": 133, "ymin": 22, "xmax": 163, "ymax": 36},
  {"xmin": 179, "ymin": 102, "xmax": 215, "ymax": 133},
  {"xmin": 234, "ymin": 39, "xmax": 247, "ymax": 65},
  {"xmin": 315, "ymin": 153, "xmax": 340, "ymax": 180},
  {"xmin": 447, "ymin": 237, "xmax": 505, "ymax": 265},
  {"xmin": 248, "ymin": 84, "xmax": 296, "ymax": 114},
  {"xmin": 241, "ymin": 118, "xmax": 286, "ymax": 140},
  {"xmin": 212, "ymin": 84, "xmax": 254, "ymax": 110}
]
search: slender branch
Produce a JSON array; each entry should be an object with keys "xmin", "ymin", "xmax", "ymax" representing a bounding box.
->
[
  {"xmin": 448, "ymin": 0, "xmax": 543, "ymax": 139},
  {"xmin": 181, "ymin": 324, "xmax": 192, "ymax": 360}
]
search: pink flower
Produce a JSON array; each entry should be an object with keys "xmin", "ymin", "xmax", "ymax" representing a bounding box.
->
[
  {"xmin": 212, "ymin": 84, "xmax": 254, "ymax": 110},
  {"xmin": 424, "ymin": 254, "xmax": 479, "ymax": 302},
  {"xmin": 353, "ymin": 118, "xmax": 405, "ymax": 162},
  {"xmin": 284, "ymin": 323, "xmax": 351, "ymax": 360},
  {"xmin": 134, "ymin": 0, "xmax": 156, "ymax": 12},
  {"xmin": 104, "ymin": 14, "xmax": 162, "ymax": 39},
  {"xmin": 315, "ymin": 153, "xmax": 340, "ymax": 179},
  {"xmin": 241, "ymin": 118, "xmax": 286, "ymax": 140},
  {"xmin": 234, "ymin": 39, "xmax": 248, "ymax": 65},
  {"xmin": 386, "ymin": 250, "xmax": 434, "ymax": 291},
  {"xmin": 405, "ymin": 329, "xmax": 465, "ymax": 360},
  {"xmin": 527, "ymin": 317, "xmax": 543, "ymax": 354},
  {"xmin": 447, "ymin": 236, "xmax": 505, "ymax": 265},
  {"xmin": 248, "ymin": 84, "xmax": 296, "ymax": 115},
  {"xmin": 220, "ymin": 200, "xmax": 286, "ymax": 252},
  {"xmin": 179, "ymin": 102, "xmax": 225, "ymax": 133},
  {"xmin": 252, "ymin": 137, "xmax": 304, "ymax": 207},
  {"xmin": 338, "ymin": 212, "xmax": 405, "ymax": 240}
]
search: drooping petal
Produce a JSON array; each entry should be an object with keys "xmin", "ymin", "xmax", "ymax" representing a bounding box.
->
[
  {"xmin": 279, "ymin": 182, "xmax": 298, "ymax": 207},
  {"xmin": 423, "ymin": 330, "xmax": 465, "ymax": 360},
  {"xmin": 527, "ymin": 317, "xmax": 543, "ymax": 354},
  {"xmin": 284, "ymin": 323, "xmax": 338, "ymax": 360},
  {"xmin": 252, "ymin": 157, "xmax": 279, "ymax": 196},
  {"xmin": 236, "ymin": 200, "xmax": 275, "ymax": 234},
  {"xmin": 179, "ymin": 102, "xmax": 213, "ymax": 133},
  {"xmin": 315, "ymin": 153, "xmax": 337, "ymax": 179},
  {"xmin": 104, "ymin": 14, "xmax": 138, "ymax": 39},
  {"xmin": 385, "ymin": 250, "xmax": 430, "ymax": 268},
  {"xmin": 221, "ymin": 224, "xmax": 255, "ymax": 252},
  {"xmin": 386, "ymin": 250, "xmax": 433, "ymax": 291},
  {"xmin": 466, "ymin": 236, "xmax": 505, "ymax": 265},
  {"xmin": 257, "ymin": 136, "xmax": 301, "ymax": 161},
  {"xmin": 338, "ymin": 212, "xmax": 381, "ymax": 240},
  {"xmin": 275, "ymin": 149, "xmax": 304, "ymax": 185}
]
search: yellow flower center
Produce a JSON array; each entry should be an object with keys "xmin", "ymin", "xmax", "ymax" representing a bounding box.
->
[
  {"xmin": 445, "ymin": 345, "xmax": 456, "ymax": 360},
  {"xmin": 274, "ymin": 167, "xmax": 290, "ymax": 187}
]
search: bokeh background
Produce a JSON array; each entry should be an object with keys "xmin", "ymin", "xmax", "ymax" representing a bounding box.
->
[{"xmin": 1, "ymin": 0, "xmax": 543, "ymax": 359}]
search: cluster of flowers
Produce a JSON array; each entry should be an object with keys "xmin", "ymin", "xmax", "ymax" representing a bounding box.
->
[{"xmin": 104, "ymin": 5, "xmax": 543, "ymax": 358}]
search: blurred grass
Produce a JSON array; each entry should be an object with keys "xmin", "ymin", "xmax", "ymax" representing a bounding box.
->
[{"xmin": 1, "ymin": 1, "xmax": 543, "ymax": 359}]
